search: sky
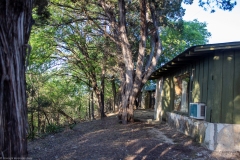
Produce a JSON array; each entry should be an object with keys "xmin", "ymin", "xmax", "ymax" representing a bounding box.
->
[{"xmin": 182, "ymin": 0, "xmax": 240, "ymax": 44}]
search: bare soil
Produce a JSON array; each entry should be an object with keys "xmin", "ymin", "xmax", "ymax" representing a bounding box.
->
[{"xmin": 28, "ymin": 113, "xmax": 240, "ymax": 160}]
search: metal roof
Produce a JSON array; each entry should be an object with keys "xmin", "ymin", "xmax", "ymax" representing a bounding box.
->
[{"xmin": 150, "ymin": 41, "xmax": 240, "ymax": 80}]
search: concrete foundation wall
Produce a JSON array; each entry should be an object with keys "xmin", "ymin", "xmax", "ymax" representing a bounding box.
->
[{"xmin": 166, "ymin": 112, "xmax": 240, "ymax": 151}]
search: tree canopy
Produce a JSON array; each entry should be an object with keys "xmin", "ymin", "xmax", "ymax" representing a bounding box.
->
[{"xmin": 25, "ymin": 0, "xmax": 236, "ymax": 126}]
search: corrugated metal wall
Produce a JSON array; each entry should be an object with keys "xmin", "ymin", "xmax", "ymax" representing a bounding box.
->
[{"xmin": 161, "ymin": 49, "xmax": 240, "ymax": 124}]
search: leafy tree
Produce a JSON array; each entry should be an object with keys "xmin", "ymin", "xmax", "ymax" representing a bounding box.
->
[
  {"xmin": 40, "ymin": 0, "xmax": 236, "ymax": 124},
  {"xmin": 53, "ymin": 21, "xmax": 109, "ymax": 118},
  {"xmin": 27, "ymin": 24, "xmax": 91, "ymax": 137},
  {"xmin": 198, "ymin": 0, "xmax": 237, "ymax": 12},
  {"xmin": 160, "ymin": 19, "xmax": 211, "ymax": 64}
]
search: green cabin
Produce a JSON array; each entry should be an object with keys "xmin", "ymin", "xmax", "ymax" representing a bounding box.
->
[{"xmin": 150, "ymin": 41, "xmax": 240, "ymax": 124}]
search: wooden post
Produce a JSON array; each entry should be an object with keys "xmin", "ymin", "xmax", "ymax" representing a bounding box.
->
[{"xmin": 154, "ymin": 77, "xmax": 163, "ymax": 122}]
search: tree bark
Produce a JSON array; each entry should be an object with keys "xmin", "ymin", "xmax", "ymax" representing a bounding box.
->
[
  {"xmin": 0, "ymin": 0, "xmax": 33, "ymax": 157},
  {"xmin": 42, "ymin": 110, "xmax": 50, "ymax": 126},
  {"xmin": 31, "ymin": 109, "xmax": 34, "ymax": 140},
  {"xmin": 91, "ymin": 91, "xmax": 95, "ymax": 119},
  {"xmin": 111, "ymin": 76, "xmax": 117, "ymax": 112},
  {"xmin": 118, "ymin": 0, "xmax": 134, "ymax": 124},
  {"xmin": 127, "ymin": 0, "xmax": 148, "ymax": 121},
  {"xmin": 88, "ymin": 87, "xmax": 91, "ymax": 119},
  {"xmin": 57, "ymin": 109, "xmax": 75, "ymax": 124},
  {"xmin": 91, "ymin": 74, "xmax": 106, "ymax": 119},
  {"xmin": 117, "ymin": 0, "xmax": 162, "ymax": 124},
  {"xmin": 100, "ymin": 52, "xmax": 106, "ymax": 118}
]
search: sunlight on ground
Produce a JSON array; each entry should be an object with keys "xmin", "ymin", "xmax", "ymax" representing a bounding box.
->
[
  {"xmin": 160, "ymin": 146, "xmax": 172, "ymax": 157},
  {"xmin": 184, "ymin": 140, "xmax": 193, "ymax": 146},
  {"xmin": 135, "ymin": 147, "xmax": 145, "ymax": 154},
  {"xmin": 106, "ymin": 112, "xmax": 118, "ymax": 116},
  {"xmin": 125, "ymin": 155, "xmax": 137, "ymax": 160},
  {"xmin": 148, "ymin": 128, "xmax": 174, "ymax": 144},
  {"xmin": 126, "ymin": 139, "xmax": 139, "ymax": 146},
  {"xmin": 87, "ymin": 129, "xmax": 109, "ymax": 135}
]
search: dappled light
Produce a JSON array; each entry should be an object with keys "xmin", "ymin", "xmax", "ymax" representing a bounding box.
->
[
  {"xmin": 192, "ymin": 81, "xmax": 200, "ymax": 102},
  {"xmin": 160, "ymin": 146, "xmax": 171, "ymax": 157},
  {"xmin": 1, "ymin": 0, "xmax": 239, "ymax": 158},
  {"xmin": 27, "ymin": 112, "xmax": 240, "ymax": 159},
  {"xmin": 135, "ymin": 147, "xmax": 145, "ymax": 154}
]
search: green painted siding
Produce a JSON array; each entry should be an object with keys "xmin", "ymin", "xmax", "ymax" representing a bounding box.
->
[
  {"xmin": 192, "ymin": 62, "xmax": 201, "ymax": 102},
  {"xmin": 162, "ymin": 77, "xmax": 171, "ymax": 118},
  {"xmin": 221, "ymin": 51, "xmax": 234, "ymax": 123},
  {"xmin": 199, "ymin": 60, "xmax": 204, "ymax": 102},
  {"xmin": 202, "ymin": 58, "xmax": 208, "ymax": 105},
  {"xmin": 212, "ymin": 52, "xmax": 223, "ymax": 123},
  {"xmin": 234, "ymin": 50, "xmax": 240, "ymax": 123},
  {"xmin": 207, "ymin": 55, "xmax": 214, "ymax": 122},
  {"xmin": 159, "ymin": 49, "xmax": 240, "ymax": 123},
  {"xmin": 203, "ymin": 57, "xmax": 210, "ymax": 122},
  {"xmin": 161, "ymin": 74, "xmax": 176, "ymax": 119}
]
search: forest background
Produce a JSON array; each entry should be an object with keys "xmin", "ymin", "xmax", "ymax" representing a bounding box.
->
[{"xmin": 27, "ymin": 0, "xmax": 213, "ymax": 138}]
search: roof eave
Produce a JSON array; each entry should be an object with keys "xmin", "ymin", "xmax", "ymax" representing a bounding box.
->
[{"xmin": 149, "ymin": 41, "xmax": 240, "ymax": 80}]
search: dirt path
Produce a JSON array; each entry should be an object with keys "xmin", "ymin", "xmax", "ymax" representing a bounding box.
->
[{"xmin": 28, "ymin": 113, "xmax": 240, "ymax": 160}]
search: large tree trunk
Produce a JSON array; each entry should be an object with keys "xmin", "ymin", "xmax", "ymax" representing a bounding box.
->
[
  {"xmin": 118, "ymin": 0, "xmax": 134, "ymax": 124},
  {"xmin": 118, "ymin": 0, "xmax": 162, "ymax": 124},
  {"xmin": 0, "ymin": 0, "xmax": 33, "ymax": 157},
  {"xmin": 118, "ymin": 0, "xmax": 146, "ymax": 124},
  {"xmin": 128, "ymin": 0, "xmax": 148, "ymax": 120},
  {"xmin": 92, "ymin": 79, "xmax": 106, "ymax": 119}
]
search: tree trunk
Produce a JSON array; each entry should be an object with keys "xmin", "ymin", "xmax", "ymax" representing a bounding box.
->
[
  {"xmin": 0, "ymin": 0, "xmax": 33, "ymax": 157},
  {"xmin": 127, "ymin": 0, "xmax": 148, "ymax": 122},
  {"xmin": 100, "ymin": 91, "xmax": 105, "ymax": 118},
  {"xmin": 42, "ymin": 110, "xmax": 50, "ymax": 126},
  {"xmin": 31, "ymin": 109, "xmax": 34, "ymax": 140},
  {"xmin": 100, "ymin": 62, "xmax": 106, "ymax": 118},
  {"xmin": 117, "ymin": 0, "xmax": 162, "ymax": 124},
  {"xmin": 94, "ymin": 90, "xmax": 105, "ymax": 118},
  {"xmin": 118, "ymin": 0, "xmax": 134, "ymax": 124},
  {"xmin": 88, "ymin": 90, "xmax": 91, "ymax": 119},
  {"xmin": 91, "ymin": 77, "xmax": 106, "ymax": 119},
  {"xmin": 91, "ymin": 91, "xmax": 95, "ymax": 120},
  {"xmin": 37, "ymin": 100, "xmax": 40, "ymax": 133},
  {"xmin": 57, "ymin": 109, "xmax": 75, "ymax": 124},
  {"xmin": 111, "ymin": 76, "xmax": 117, "ymax": 112},
  {"xmin": 118, "ymin": 0, "xmax": 146, "ymax": 123}
]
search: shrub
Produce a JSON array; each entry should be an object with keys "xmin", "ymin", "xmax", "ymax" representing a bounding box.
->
[{"xmin": 46, "ymin": 124, "xmax": 63, "ymax": 133}]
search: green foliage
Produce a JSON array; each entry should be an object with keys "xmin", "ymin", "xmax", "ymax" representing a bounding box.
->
[
  {"xmin": 33, "ymin": 0, "xmax": 50, "ymax": 24},
  {"xmin": 69, "ymin": 123, "xmax": 76, "ymax": 129},
  {"xmin": 198, "ymin": 0, "xmax": 237, "ymax": 13},
  {"xmin": 46, "ymin": 124, "xmax": 63, "ymax": 133},
  {"xmin": 27, "ymin": 0, "xmax": 235, "ymax": 130},
  {"xmin": 159, "ymin": 19, "xmax": 211, "ymax": 64}
]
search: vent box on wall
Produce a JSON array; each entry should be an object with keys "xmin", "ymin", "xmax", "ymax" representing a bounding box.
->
[{"xmin": 189, "ymin": 103, "xmax": 206, "ymax": 119}]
